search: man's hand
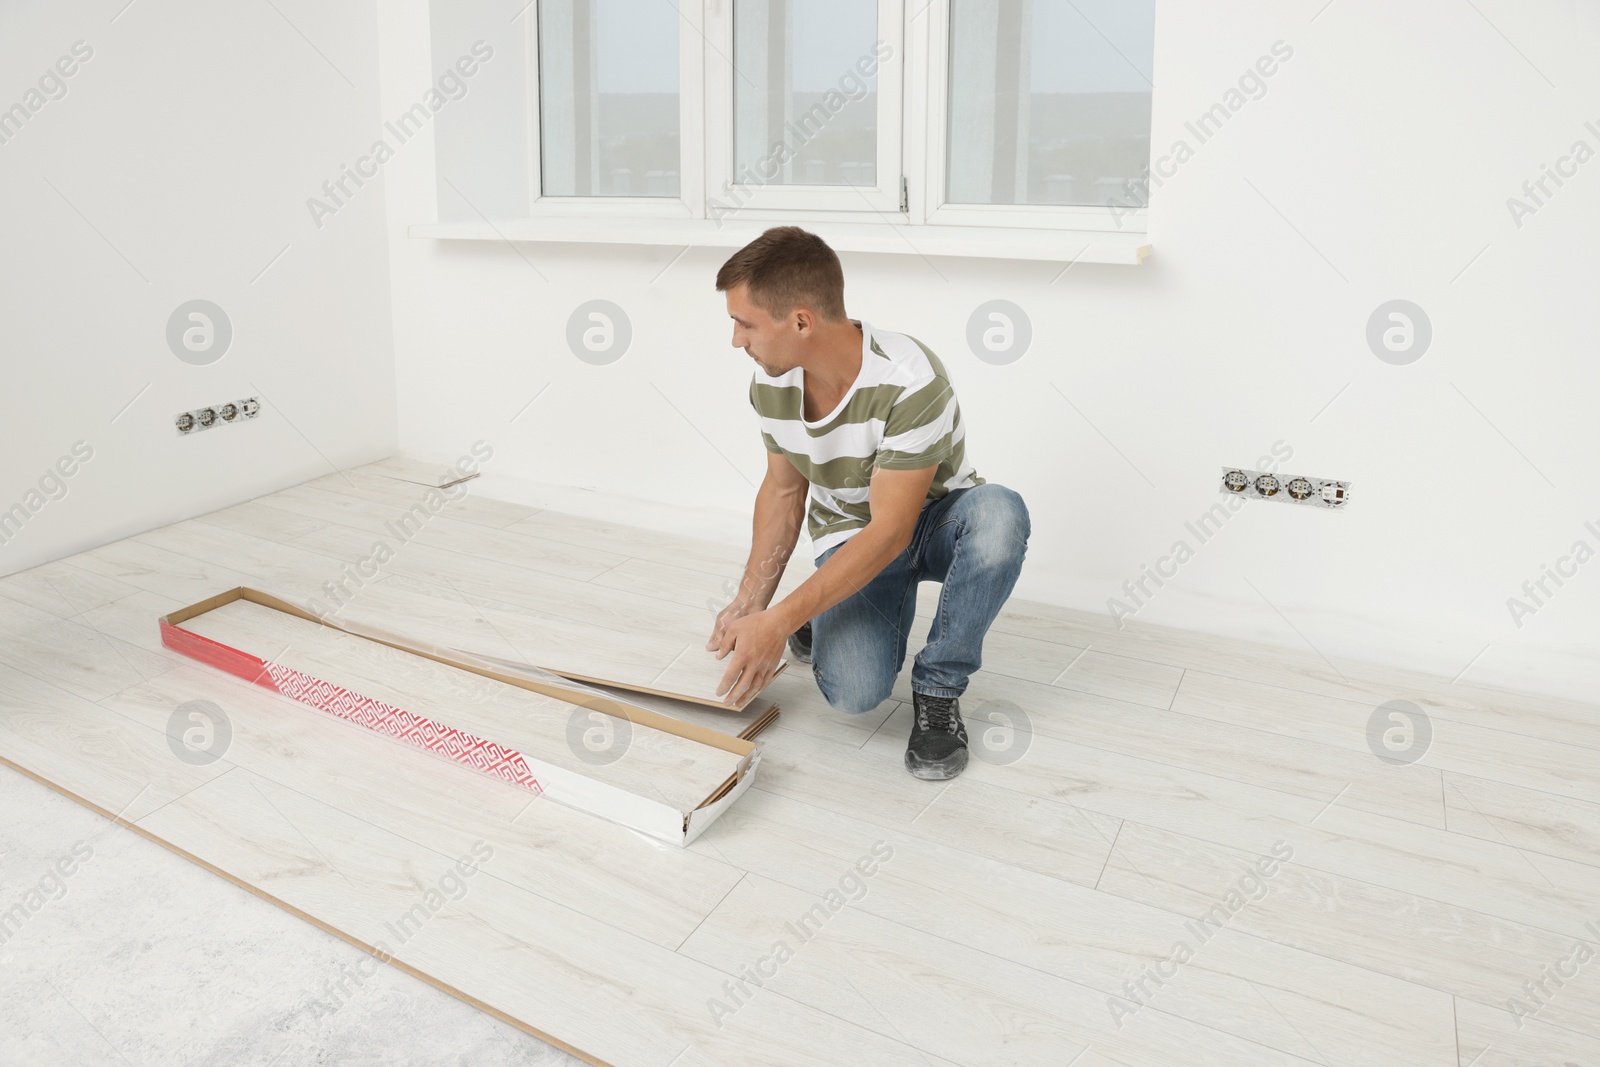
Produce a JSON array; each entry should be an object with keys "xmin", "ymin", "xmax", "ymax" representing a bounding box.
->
[
  {"xmin": 709, "ymin": 607, "xmax": 791, "ymax": 707},
  {"xmin": 707, "ymin": 597, "xmax": 757, "ymax": 652}
]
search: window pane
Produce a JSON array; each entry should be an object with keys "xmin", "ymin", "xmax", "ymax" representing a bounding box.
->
[
  {"xmin": 539, "ymin": 0, "xmax": 679, "ymax": 197},
  {"xmin": 733, "ymin": 0, "xmax": 880, "ymax": 187},
  {"xmin": 947, "ymin": 0, "xmax": 1154, "ymax": 206}
]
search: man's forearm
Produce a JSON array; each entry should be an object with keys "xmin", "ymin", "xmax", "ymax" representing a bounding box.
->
[
  {"xmin": 735, "ymin": 479, "xmax": 805, "ymax": 609},
  {"xmin": 768, "ymin": 524, "xmax": 906, "ymax": 633}
]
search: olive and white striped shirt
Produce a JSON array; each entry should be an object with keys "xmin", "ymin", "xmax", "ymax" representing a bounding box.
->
[{"xmin": 749, "ymin": 319, "xmax": 983, "ymax": 556}]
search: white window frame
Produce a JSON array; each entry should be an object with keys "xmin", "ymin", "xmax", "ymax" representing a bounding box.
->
[
  {"xmin": 702, "ymin": 0, "xmax": 905, "ymax": 216},
  {"xmin": 419, "ymin": 0, "xmax": 1153, "ymax": 262},
  {"xmin": 915, "ymin": 0, "xmax": 1146, "ymax": 234},
  {"xmin": 523, "ymin": 0, "xmax": 705, "ymax": 219}
]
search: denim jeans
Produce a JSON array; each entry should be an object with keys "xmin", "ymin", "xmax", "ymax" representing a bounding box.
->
[{"xmin": 808, "ymin": 483, "xmax": 1031, "ymax": 713}]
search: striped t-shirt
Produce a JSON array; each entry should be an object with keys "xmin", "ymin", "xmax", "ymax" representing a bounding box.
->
[{"xmin": 749, "ymin": 319, "xmax": 984, "ymax": 557}]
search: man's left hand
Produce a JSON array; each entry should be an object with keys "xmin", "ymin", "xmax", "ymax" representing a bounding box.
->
[{"xmin": 711, "ymin": 607, "xmax": 791, "ymax": 707}]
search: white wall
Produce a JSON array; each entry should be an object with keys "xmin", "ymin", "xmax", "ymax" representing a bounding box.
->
[
  {"xmin": 378, "ymin": 0, "xmax": 1600, "ymax": 705},
  {"xmin": 0, "ymin": 0, "xmax": 397, "ymax": 574}
]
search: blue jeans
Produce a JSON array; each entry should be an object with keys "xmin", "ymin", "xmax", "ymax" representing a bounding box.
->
[{"xmin": 809, "ymin": 483, "xmax": 1031, "ymax": 712}]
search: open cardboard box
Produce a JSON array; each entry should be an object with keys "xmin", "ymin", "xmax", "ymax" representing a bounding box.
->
[{"xmin": 159, "ymin": 587, "xmax": 760, "ymax": 846}]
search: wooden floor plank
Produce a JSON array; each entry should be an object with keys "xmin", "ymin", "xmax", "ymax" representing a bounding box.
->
[
  {"xmin": 1173, "ymin": 669, "xmax": 1600, "ymax": 803},
  {"xmin": 132, "ymin": 765, "xmax": 962, "ymax": 1067},
  {"xmin": 1443, "ymin": 770, "xmax": 1600, "ymax": 870},
  {"xmin": 270, "ymin": 551, "xmax": 780, "ymax": 710},
  {"xmin": 0, "ymin": 660, "xmax": 224, "ymax": 826},
  {"xmin": 0, "ymin": 597, "xmax": 174, "ymax": 703},
  {"xmin": 687, "ymin": 787, "xmax": 1458, "ymax": 1067},
  {"xmin": 880, "ymin": 671, "xmax": 1447, "ymax": 827},
  {"xmin": 0, "ymin": 559, "xmax": 144, "ymax": 618},
  {"xmin": 305, "ymin": 467, "xmax": 542, "ymax": 529},
  {"xmin": 100, "ymin": 662, "xmax": 743, "ymax": 951},
  {"xmin": 192, "ymin": 497, "xmax": 333, "ymax": 542},
  {"xmin": 506, "ymin": 512, "xmax": 748, "ymax": 578},
  {"xmin": 1454, "ymin": 993, "xmax": 1600, "ymax": 1067},
  {"xmin": 1095, "ymin": 820, "xmax": 1600, "ymax": 1043},
  {"xmin": 855, "ymin": 708, "xmax": 1600, "ymax": 941},
  {"xmin": 277, "ymin": 484, "xmax": 599, "ymax": 578}
]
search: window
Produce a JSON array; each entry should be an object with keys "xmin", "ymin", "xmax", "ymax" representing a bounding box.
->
[
  {"xmin": 537, "ymin": 0, "xmax": 681, "ymax": 197},
  {"xmin": 424, "ymin": 0, "xmax": 1156, "ymax": 259},
  {"xmin": 733, "ymin": 0, "xmax": 880, "ymax": 188},
  {"xmin": 944, "ymin": 0, "xmax": 1154, "ymax": 208}
]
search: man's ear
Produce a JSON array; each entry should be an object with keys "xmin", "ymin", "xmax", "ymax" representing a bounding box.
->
[{"xmin": 793, "ymin": 308, "xmax": 813, "ymax": 334}]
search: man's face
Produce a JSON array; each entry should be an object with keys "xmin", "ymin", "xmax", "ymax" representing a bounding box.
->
[{"xmin": 726, "ymin": 284, "xmax": 800, "ymax": 376}]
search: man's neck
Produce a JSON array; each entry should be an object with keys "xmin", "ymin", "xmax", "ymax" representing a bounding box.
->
[{"xmin": 804, "ymin": 319, "xmax": 864, "ymax": 397}]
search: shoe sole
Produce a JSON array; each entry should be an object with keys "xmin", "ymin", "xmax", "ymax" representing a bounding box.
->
[{"xmin": 904, "ymin": 747, "xmax": 968, "ymax": 780}]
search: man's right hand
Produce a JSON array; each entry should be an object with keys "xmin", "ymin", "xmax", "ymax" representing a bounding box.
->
[{"xmin": 707, "ymin": 599, "xmax": 756, "ymax": 653}]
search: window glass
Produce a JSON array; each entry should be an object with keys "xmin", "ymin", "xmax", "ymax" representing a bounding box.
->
[
  {"xmin": 540, "ymin": 0, "xmax": 680, "ymax": 196},
  {"xmin": 733, "ymin": 0, "xmax": 881, "ymax": 187},
  {"xmin": 947, "ymin": 0, "xmax": 1154, "ymax": 206}
]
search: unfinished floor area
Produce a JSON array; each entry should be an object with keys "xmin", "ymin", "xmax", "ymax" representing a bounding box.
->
[{"xmin": 2, "ymin": 464, "xmax": 1598, "ymax": 1067}]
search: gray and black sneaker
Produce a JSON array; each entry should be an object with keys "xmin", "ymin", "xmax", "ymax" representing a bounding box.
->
[
  {"xmin": 787, "ymin": 621, "xmax": 812, "ymax": 664},
  {"xmin": 906, "ymin": 693, "xmax": 968, "ymax": 780}
]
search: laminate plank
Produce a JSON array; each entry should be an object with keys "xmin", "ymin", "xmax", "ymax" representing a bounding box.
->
[
  {"xmin": 873, "ymin": 673, "xmax": 1445, "ymax": 827},
  {"xmin": 258, "ymin": 481, "xmax": 424, "ymax": 536},
  {"xmin": 681, "ymin": 873, "xmax": 1334, "ymax": 1067},
  {"xmin": 273, "ymin": 481, "xmax": 552, "ymax": 551},
  {"xmin": 133, "ymin": 518, "xmax": 355, "ymax": 599},
  {"xmin": 857, "ymin": 709, "xmax": 1600, "ymax": 940},
  {"xmin": 284, "ymin": 505, "xmax": 629, "ymax": 589},
  {"xmin": 176, "ymin": 598, "xmax": 746, "ymax": 814},
  {"xmin": 688, "ymin": 787, "xmax": 1458, "ymax": 1067},
  {"xmin": 0, "ymin": 559, "xmax": 142, "ymax": 618},
  {"xmin": 1095, "ymin": 820, "xmax": 1600, "ymax": 1042},
  {"xmin": 399, "ymin": 513, "xmax": 637, "ymax": 583},
  {"xmin": 506, "ymin": 512, "xmax": 748, "ymax": 578},
  {"xmin": 0, "ymin": 661, "xmax": 221, "ymax": 825},
  {"xmin": 1443, "ymin": 770, "xmax": 1600, "ymax": 870},
  {"xmin": 588, "ymin": 556, "xmax": 808, "ymax": 612},
  {"xmin": 888, "ymin": 638, "xmax": 1185, "ymax": 710},
  {"xmin": 272, "ymin": 541, "xmax": 780, "ymax": 709},
  {"xmin": 71, "ymin": 588, "xmax": 194, "ymax": 660},
  {"xmin": 133, "ymin": 766, "xmax": 960, "ymax": 1067},
  {"xmin": 729, "ymin": 671, "xmax": 897, "ymax": 747},
  {"xmin": 61, "ymin": 538, "xmax": 261, "ymax": 605},
  {"xmin": 375, "ymin": 562, "xmax": 714, "ymax": 644},
  {"xmin": 304, "ymin": 468, "xmax": 542, "ymax": 530},
  {"xmin": 975, "ymin": 597, "xmax": 1600, "ymax": 753},
  {"xmin": 1172, "ymin": 669, "xmax": 1600, "ymax": 803},
  {"xmin": 99, "ymin": 662, "xmax": 743, "ymax": 950},
  {"xmin": 840, "ymin": 761, "xmax": 1123, "ymax": 890},
  {"xmin": 1454, "ymin": 993, "xmax": 1600, "ymax": 1067},
  {"xmin": 353, "ymin": 454, "xmax": 480, "ymax": 489},
  {"xmin": 575, "ymin": 678, "xmax": 774, "ymax": 739},
  {"xmin": 0, "ymin": 596, "xmax": 174, "ymax": 703},
  {"xmin": 588, "ymin": 557, "xmax": 1183, "ymax": 709},
  {"xmin": 192, "ymin": 498, "xmax": 332, "ymax": 542}
]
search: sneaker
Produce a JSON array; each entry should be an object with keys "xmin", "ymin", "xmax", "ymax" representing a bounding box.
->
[
  {"xmin": 787, "ymin": 621, "xmax": 812, "ymax": 664},
  {"xmin": 905, "ymin": 693, "xmax": 968, "ymax": 780}
]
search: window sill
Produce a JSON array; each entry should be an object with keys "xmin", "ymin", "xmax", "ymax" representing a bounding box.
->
[{"xmin": 406, "ymin": 217, "xmax": 1151, "ymax": 266}]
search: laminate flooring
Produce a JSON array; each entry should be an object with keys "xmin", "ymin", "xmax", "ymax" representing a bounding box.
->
[
  {"xmin": 1, "ymin": 461, "xmax": 1598, "ymax": 1066},
  {"xmin": 175, "ymin": 597, "xmax": 746, "ymax": 816}
]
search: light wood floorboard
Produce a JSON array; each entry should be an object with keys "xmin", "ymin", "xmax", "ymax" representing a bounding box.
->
[{"xmin": 2, "ymin": 470, "xmax": 1598, "ymax": 1066}]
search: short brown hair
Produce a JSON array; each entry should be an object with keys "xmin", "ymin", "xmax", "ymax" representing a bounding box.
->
[{"xmin": 715, "ymin": 226, "xmax": 847, "ymax": 322}]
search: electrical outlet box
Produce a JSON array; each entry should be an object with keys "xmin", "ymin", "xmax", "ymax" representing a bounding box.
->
[
  {"xmin": 177, "ymin": 396, "xmax": 261, "ymax": 436},
  {"xmin": 1220, "ymin": 466, "xmax": 1350, "ymax": 509}
]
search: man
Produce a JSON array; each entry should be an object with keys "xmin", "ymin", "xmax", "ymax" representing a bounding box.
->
[{"xmin": 705, "ymin": 226, "xmax": 1031, "ymax": 781}]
